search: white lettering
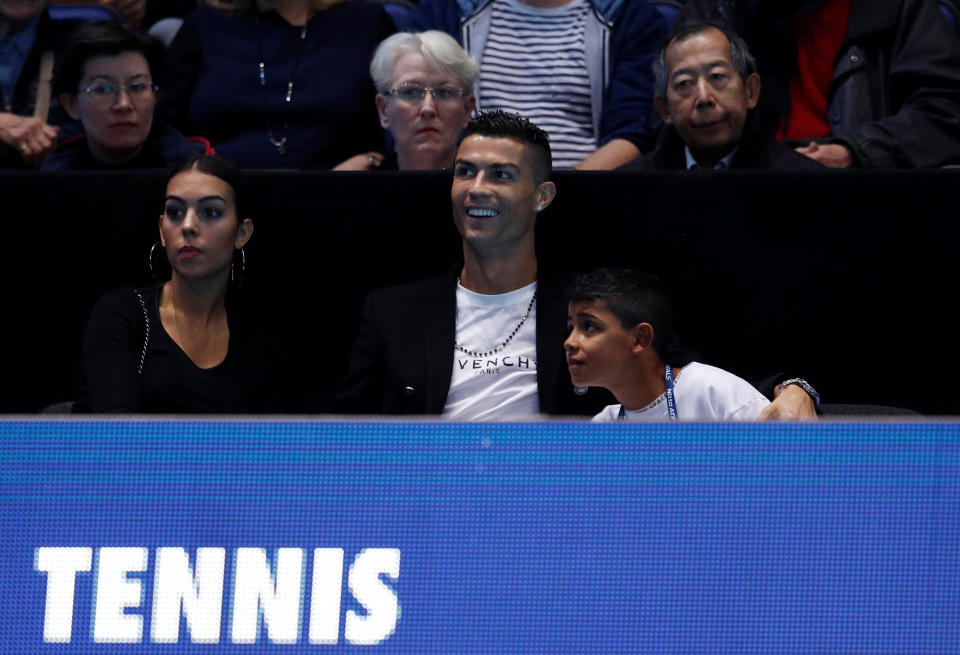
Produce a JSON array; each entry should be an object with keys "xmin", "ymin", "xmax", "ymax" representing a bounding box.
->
[
  {"xmin": 34, "ymin": 545, "xmax": 399, "ymax": 645},
  {"xmin": 93, "ymin": 547, "xmax": 147, "ymax": 643},
  {"xmin": 35, "ymin": 547, "xmax": 92, "ymax": 643},
  {"xmin": 230, "ymin": 548, "xmax": 303, "ymax": 644},
  {"xmin": 151, "ymin": 547, "xmax": 225, "ymax": 644},
  {"xmin": 344, "ymin": 548, "xmax": 400, "ymax": 645},
  {"xmin": 308, "ymin": 548, "xmax": 344, "ymax": 644}
]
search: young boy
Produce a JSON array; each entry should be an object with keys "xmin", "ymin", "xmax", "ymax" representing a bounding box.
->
[{"xmin": 564, "ymin": 268, "xmax": 769, "ymax": 421}]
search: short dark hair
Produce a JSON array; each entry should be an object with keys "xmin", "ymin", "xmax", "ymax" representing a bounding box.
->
[
  {"xmin": 53, "ymin": 21, "xmax": 164, "ymax": 97},
  {"xmin": 462, "ymin": 110, "xmax": 552, "ymax": 184},
  {"xmin": 566, "ymin": 268, "xmax": 674, "ymax": 357},
  {"xmin": 653, "ymin": 19, "xmax": 757, "ymax": 99},
  {"xmin": 171, "ymin": 155, "xmax": 247, "ymax": 219}
]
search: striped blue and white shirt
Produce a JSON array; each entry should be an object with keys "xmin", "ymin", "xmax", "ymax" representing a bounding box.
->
[{"xmin": 479, "ymin": 0, "xmax": 596, "ymax": 169}]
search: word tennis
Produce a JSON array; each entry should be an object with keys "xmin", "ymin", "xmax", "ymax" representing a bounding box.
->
[{"xmin": 34, "ymin": 547, "xmax": 400, "ymax": 645}]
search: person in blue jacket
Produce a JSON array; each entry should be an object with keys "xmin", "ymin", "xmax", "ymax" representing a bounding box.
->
[{"xmin": 401, "ymin": 0, "xmax": 666, "ymax": 170}]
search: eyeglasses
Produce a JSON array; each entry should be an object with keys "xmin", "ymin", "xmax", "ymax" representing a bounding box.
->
[
  {"xmin": 78, "ymin": 81, "xmax": 159, "ymax": 102},
  {"xmin": 388, "ymin": 84, "xmax": 466, "ymax": 104}
]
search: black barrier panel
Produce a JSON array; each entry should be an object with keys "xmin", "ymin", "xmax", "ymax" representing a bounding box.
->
[{"xmin": 2, "ymin": 170, "xmax": 959, "ymax": 413}]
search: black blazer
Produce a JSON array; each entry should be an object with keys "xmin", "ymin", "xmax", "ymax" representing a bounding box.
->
[
  {"xmin": 333, "ymin": 265, "xmax": 613, "ymax": 416},
  {"xmin": 621, "ymin": 116, "xmax": 826, "ymax": 172}
]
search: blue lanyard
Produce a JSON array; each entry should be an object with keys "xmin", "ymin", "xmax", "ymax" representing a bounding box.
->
[{"xmin": 618, "ymin": 364, "xmax": 677, "ymax": 421}]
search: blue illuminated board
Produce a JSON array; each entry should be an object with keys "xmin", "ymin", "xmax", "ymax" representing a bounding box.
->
[{"xmin": 2, "ymin": 420, "xmax": 959, "ymax": 653}]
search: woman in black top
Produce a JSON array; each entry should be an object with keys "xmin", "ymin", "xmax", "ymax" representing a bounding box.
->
[{"xmin": 79, "ymin": 155, "xmax": 286, "ymax": 412}]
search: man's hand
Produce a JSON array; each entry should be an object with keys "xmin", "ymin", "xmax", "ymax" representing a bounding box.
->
[
  {"xmin": 795, "ymin": 141, "xmax": 853, "ymax": 168},
  {"xmin": 0, "ymin": 113, "xmax": 58, "ymax": 165},
  {"xmin": 759, "ymin": 384, "xmax": 818, "ymax": 420}
]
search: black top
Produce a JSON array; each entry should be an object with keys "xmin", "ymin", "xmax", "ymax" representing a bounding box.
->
[
  {"xmin": 42, "ymin": 121, "xmax": 209, "ymax": 171},
  {"xmin": 78, "ymin": 285, "xmax": 287, "ymax": 413},
  {"xmin": 156, "ymin": 3, "xmax": 395, "ymax": 169},
  {"xmin": 621, "ymin": 115, "xmax": 826, "ymax": 171}
]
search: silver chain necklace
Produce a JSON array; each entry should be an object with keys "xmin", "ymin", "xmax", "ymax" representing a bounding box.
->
[
  {"xmin": 454, "ymin": 279, "xmax": 536, "ymax": 358},
  {"xmin": 256, "ymin": 18, "xmax": 308, "ymax": 155}
]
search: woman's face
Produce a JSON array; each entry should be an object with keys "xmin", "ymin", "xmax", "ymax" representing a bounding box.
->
[
  {"xmin": 62, "ymin": 51, "xmax": 156, "ymax": 164},
  {"xmin": 375, "ymin": 52, "xmax": 476, "ymax": 170},
  {"xmin": 159, "ymin": 169, "xmax": 253, "ymax": 283}
]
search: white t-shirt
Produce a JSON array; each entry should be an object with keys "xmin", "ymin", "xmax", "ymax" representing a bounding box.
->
[
  {"xmin": 443, "ymin": 281, "xmax": 539, "ymax": 420},
  {"xmin": 592, "ymin": 362, "xmax": 770, "ymax": 422}
]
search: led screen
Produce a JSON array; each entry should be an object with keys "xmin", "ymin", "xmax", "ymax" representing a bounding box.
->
[{"xmin": 2, "ymin": 420, "xmax": 959, "ymax": 653}]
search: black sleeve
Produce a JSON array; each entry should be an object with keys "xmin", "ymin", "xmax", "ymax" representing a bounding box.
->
[
  {"xmin": 331, "ymin": 292, "xmax": 385, "ymax": 414},
  {"xmin": 833, "ymin": 0, "xmax": 960, "ymax": 168},
  {"xmin": 156, "ymin": 17, "xmax": 202, "ymax": 130},
  {"xmin": 81, "ymin": 289, "xmax": 147, "ymax": 413}
]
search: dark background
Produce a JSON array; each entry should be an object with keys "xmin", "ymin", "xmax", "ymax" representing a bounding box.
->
[{"xmin": 2, "ymin": 169, "xmax": 957, "ymax": 413}]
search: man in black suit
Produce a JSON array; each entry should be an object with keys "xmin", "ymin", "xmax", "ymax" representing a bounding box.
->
[
  {"xmin": 624, "ymin": 20, "xmax": 823, "ymax": 171},
  {"xmin": 678, "ymin": 0, "xmax": 960, "ymax": 169},
  {"xmin": 335, "ymin": 110, "xmax": 817, "ymax": 419}
]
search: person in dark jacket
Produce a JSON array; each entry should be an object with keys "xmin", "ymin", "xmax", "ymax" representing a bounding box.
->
[
  {"xmin": 44, "ymin": 21, "xmax": 209, "ymax": 171},
  {"xmin": 681, "ymin": 0, "xmax": 960, "ymax": 168},
  {"xmin": 157, "ymin": 0, "xmax": 395, "ymax": 169},
  {"xmin": 623, "ymin": 20, "xmax": 824, "ymax": 171}
]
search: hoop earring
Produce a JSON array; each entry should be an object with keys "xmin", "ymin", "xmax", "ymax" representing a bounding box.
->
[
  {"xmin": 231, "ymin": 247, "xmax": 246, "ymax": 285},
  {"xmin": 149, "ymin": 241, "xmax": 163, "ymax": 284}
]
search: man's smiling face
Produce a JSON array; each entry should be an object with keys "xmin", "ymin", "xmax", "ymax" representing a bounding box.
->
[{"xmin": 451, "ymin": 134, "xmax": 547, "ymax": 257}]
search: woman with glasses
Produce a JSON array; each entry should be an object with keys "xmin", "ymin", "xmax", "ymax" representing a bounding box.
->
[
  {"xmin": 43, "ymin": 21, "xmax": 210, "ymax": 170},
  {"xmin": 157, "ymin": 0, "xmax": 395, "ymax": 169},
  {"xmin": 337, "ymin": 30, "xmax": 477, "ymax": 171},
  {"xmin": 77, "ymin": 155, "xmax": 288, "ymax": 413}
]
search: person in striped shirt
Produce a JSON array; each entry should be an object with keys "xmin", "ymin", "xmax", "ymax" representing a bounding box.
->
[{"xmin": 401, "ymin": 0, "xmax": 667, "ymax": 170}]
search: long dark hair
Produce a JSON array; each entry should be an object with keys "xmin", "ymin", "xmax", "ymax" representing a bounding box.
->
[{"xmin": 171, "ymin": 154, "xmax": 246, "ymax": 219}]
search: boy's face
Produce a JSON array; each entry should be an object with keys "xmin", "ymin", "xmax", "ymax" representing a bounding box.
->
[{"xmin": 564, "ymin": 299, "xmax": 636, "ymax": 390}]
